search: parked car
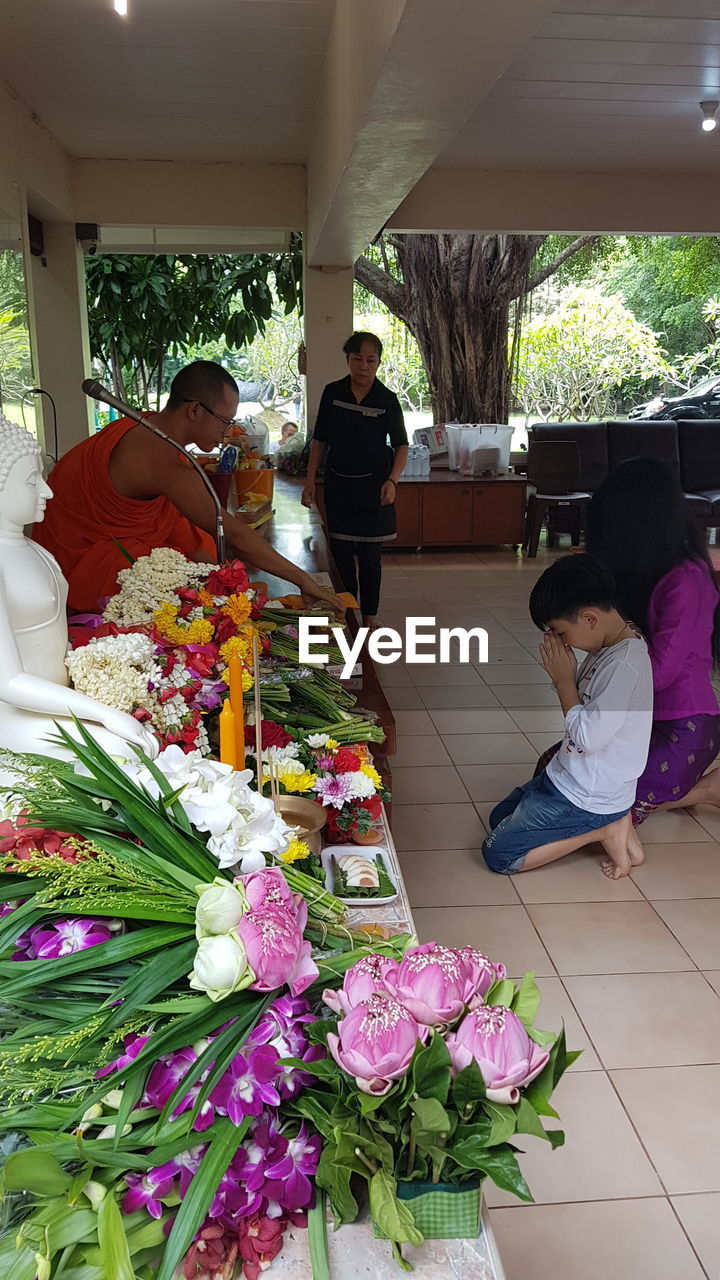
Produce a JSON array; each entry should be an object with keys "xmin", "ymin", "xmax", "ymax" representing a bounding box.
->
[{"xmin": 629, "ymin": 374, "xmax": 720, "ymax": 420}]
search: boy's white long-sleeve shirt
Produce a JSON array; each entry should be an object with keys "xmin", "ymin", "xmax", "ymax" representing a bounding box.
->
[{"xmin": 546, "ymin": 636, "xmax": 653, "ymax": 814}]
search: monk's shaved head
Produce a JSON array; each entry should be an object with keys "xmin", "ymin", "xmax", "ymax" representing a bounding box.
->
[{"xmin": 167, "ymin": 361, "xmax": 239, "ymax": 411}]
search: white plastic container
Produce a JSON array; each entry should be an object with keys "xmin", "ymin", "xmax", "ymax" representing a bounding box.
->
[
  {"xmin": 449, "ymin": 424, "xmax": 514, "ymax": 476},
  {"xmin": 446, "ymin": 423, "xmax": 463, "ymax": 470}
]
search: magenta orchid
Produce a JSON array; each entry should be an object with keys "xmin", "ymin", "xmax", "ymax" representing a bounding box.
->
[
  {"xmin": 210, "ymin": 1045, "xmax": 281, "ymax": 1125},
  {"xmin": 25, "ymin": 917, "xmax": 117, "ymax": 960},
  {"xmin": 97, "ymin": 1031, "xmax": 150, "ymax": 1079},
  {"xmin": 122, "ymin": 1169, "xmax": 176, "ymax": 1220}
]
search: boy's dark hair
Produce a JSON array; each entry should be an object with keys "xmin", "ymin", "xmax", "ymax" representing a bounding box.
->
[
  {"xmin": 529, "ymin": 554, "xmax": 618, "ymax": 630},
  {"xmin": 168, "ymin": 361, "xmax": 239, "ymax": 411},
  {"xmin": 342, "ymin": 331, "xmax": 383, "ymax": 359}
]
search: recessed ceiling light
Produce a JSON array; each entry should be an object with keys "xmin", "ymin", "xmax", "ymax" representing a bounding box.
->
[
  {"xmin": 114, "ymin": 0, "xmax": 128, "ymax": 14},
  {"xmin": 700, "ymin": 100, "xmax": 718, "ymax": 132}
]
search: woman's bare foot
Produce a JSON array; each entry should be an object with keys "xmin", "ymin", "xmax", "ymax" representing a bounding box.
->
[
  {"xmin": 663, "ymin": 767, "xmax": 720, "ymax": 812},
  {"xmin": 600, "ymin": 815, "xmax": 632, "ymax": 879},
  {"xmin": 627, "ymin": 822, "xmax": 646, "ymax": 869}
]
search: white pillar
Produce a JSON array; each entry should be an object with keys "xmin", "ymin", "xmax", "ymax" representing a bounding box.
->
[
  {"xmin": 303, "ymin": 263, "xmax": 354, "ymax": 433},
  {"xmin": 24, "ymin": 219, "xmax": 93, "ymax": 456}
]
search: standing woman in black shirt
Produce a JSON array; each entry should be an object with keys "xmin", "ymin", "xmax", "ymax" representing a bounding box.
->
[{"xmin": 302, "ymin": 332, "xmax": 409, "ymax": 626}]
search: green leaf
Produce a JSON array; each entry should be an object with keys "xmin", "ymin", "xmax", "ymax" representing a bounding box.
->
[
  {"xmin": 307, "ymin": 1189, "xmax": 331, "ymax": 1280},
  {"xmin": 3, "ymin": 1149, "xmax": 71, "ymax": 1195},
  {"xmin": 448, "ymin": 1139, "xmax": 533, "ymax": 1201},
  {"xmin": 409, "ymin": 1096, "xmax": 450, "ymax": 1135},
  {"xmin": 485, "ymin": 978, "xmax": 516, "ymax": 1009},
  {"xmin": 155, "ymin": 1118, "xmax": 250, "ymax": 1280},
  {"xmin": 0, "ymin": 924, "xmax": 193, "ymax": 1000},
  {"xmin": 452, "ymin": 1060, "xmax": 486, "ymax": 1113},
  {"xmin": 97, "ymin": 1192, "xmax": 135, "ymax": 1280},
  {"xmin": 0, "ymin": 1233, "xmax": 37, "ymax": 1280},
  {"xmin": 511, "ymin": 972, "xmax": 541, "ymax": 1028},
  {"xmin": 411, "ymin": 1031, "xmax": 452, "ymax": 1104},
  {"xmin": 483, "ymin": 1099, "xmax": 517, "ymax": 1147},
  {"xmin": 515, "ymin": 1096, "xmax": 557, "ymax": 1144},
  {"xmin": 315, "ymin": 1145, "xmax": 358, "ymax": 1226},
  {"xmin": 369, "ymin": 1170, "xmax": 423, "ymax": 1248}
]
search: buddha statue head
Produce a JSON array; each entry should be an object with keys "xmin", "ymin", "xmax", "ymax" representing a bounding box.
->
[{"xmin": 0, "ymin": 414, "xmax": 52, "ymax": 533}]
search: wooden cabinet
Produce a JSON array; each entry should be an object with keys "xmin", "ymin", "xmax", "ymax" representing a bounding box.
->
[
  {"xmin": 472, "ymin": 484, "xmax": 525, "ymax": 544},
  {"xmin": 393, "ymin": 484, "xmax": 421, "ymax": 546},
  {"xmin": 421, "ymin": 483, "xmax": 473, "ymax": 543}
]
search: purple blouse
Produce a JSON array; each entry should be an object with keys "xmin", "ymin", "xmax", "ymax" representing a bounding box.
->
[{"xmin": 646, "ymin": 558, "xmax": 719, "ymax": 721}]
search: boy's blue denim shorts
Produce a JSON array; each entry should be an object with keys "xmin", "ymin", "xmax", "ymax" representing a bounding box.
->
[{"xmin": 481, "ymin": 770, "xmax": 630, "ymax": 875}]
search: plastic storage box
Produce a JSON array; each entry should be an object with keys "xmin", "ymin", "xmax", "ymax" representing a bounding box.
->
[{"xmin": 446, "ymin": 424, "xmax": 514, "ymax": 475}]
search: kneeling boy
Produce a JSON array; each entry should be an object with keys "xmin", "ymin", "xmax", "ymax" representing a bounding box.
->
[{"xmin": 482, "ymin": 555, "xmax": 652, "ymax": 879}]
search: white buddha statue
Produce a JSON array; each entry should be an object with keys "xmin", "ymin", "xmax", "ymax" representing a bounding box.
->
[{"xmin": 0, "ymin": 416, "xmax": 157, "ymax": 762}]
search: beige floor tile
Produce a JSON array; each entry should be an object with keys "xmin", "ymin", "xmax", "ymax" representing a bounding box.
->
[
  {"xmin": 483, "ymin": 664, "xmax": 550, "ymax": 686},
  {"xmin": 456, "ymin": 762, "xmax": 532, "ymax": 802},
  {"xmin": 631, "ymin": 843, "xmax": 720, "ymax": 900},
  {"xmin": 481, "ymin": 643, "xmax": 541, "ymax": 666},
  {"xmin": 397, "ymin": 847, "xmax": 520, "ymax": 907},
  {"xmin": 689, "ymin": 802, "xmax": 720, "ymax": 841},
  {"xmin": 653, "ymin": 899, "xmax": 720, "ymax": 969},
  {"xmin": 565, "ymin": 972, "xmax": 720, "ymax": 1069},
  {"xmin": 412, "ymin": 904, "xmax": 555, "ymax": 975},
  {"xmin": 442, "ymin": 733, "xmax": 537, "ymax": 766},
  {"xmin": 391, "ymin": 734, "xmax": 452, "ymax": 768},
  {"xmin": 638, "ymin": 810, "xmax": 709, "ymax": 843},
  {"xmin": 508, "ymin": 707, "xmax": 567, "ymax": 734},
  {"xmin": 430, "ymin": 707, "xmax": 518, "ymax": 735},
  {"xmin": 384, "ymin": 687, "xmax": 425, "ymax": 710},
  {"xmin": 612, "ymin": 1065, "xmax": 720, "ymax": 1193},
  {"xmin": 407, "ymin": 663, "xmax": 486, "ymax": 687},
  {"xmin": 485, "ymin": 1072, "xmax": 662, "ymax": 1207},
  {"xmin": 494, "ymin": 685, "xmax": 560, "ymax": 708},
  {"xmin": 671, "ymin": 1192, "xmax": 720, "ymax": 1277},
  {"xmin": 376, "ymin": 664, "xmax": 414, "ymax": 687},
  {"xmin": 489, "ymin": 1199, "xmax": 706, "ymax": 1280},
  {"xmin": 513, "ymin": 851, "xmax": 642, "ymax": 904},
  {"xmin": 390, "ymin": 765, "xmax": 469, "ymax": 805},
  {"xmin": 392, "ymin": 709, "xmax": 436, "ymax": 735},
  {"xmin": 391, "ymin": 803, "xmax": 485, "ymax": 851},
  {"xmin": 416, "ymin": 685, "xmax": 501, "ymax": 709},
  {"xmin": 527, "ymin": 902, "xmax": 693, "ymax": 975},
  {"xmin": 532, "ymin": 976, "xmax": 601, "ymax": 1071},
  {"xmin": 704, "ymin": 971, "xmax": 720, "ymax": 998}
]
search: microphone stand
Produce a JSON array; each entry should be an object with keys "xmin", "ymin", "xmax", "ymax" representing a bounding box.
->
[{"xmin": 81, "ymin": 380, "xmax": 226, "ymax": 561}]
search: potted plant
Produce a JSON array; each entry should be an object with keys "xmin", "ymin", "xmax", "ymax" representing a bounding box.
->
[{"xmin": 287, "ymin": 943, "xmax": 576, "ymax": 1269}]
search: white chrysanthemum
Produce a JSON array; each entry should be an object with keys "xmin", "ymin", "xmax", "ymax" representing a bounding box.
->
[
  {"xmin": 305, "ymin": 733, "xmax": 330, "ymax": 748},
  {"xmin": 342, "ymin": 770, "xmax": 377, "ymax": 801}
]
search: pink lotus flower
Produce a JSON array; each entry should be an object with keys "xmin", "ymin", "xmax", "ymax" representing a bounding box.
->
[
  {"xmin": 327, "ymin": 992, "xmax": 427, "ymax": 1095},
  {"xmin": 323, "ymin": 952, "xmax": 398, "ymax": 1017},
  {"xmin": 445, "ymin": 1005, "xmax": 550, "ymax": 1104},
  {"xmin": 458, "ymin": 946, "xmax": 507, "ymax": 1005},
  {"xmin": 386, "ymin": 942, "xmax": 470, "ymax": 1027},
  {"xmin": 236, "ymin": 905, "xmax": 318, "ymax": 997},
  {"xmin": 241, "ymin": 867, "xmax": 297, "ymax": 914},
  {"xmin": 29, "ymin": 917, "xmax": 116, "ymax": 959}
]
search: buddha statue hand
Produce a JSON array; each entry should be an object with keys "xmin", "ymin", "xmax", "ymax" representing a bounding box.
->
[{"xmin": 99, "ymin": 706, "xmax": 160, "ymax": 759}]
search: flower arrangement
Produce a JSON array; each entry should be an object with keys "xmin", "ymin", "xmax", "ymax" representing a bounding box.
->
[{"xmin": 288, "ymin": 942, "xmax": 575, "ymax": 1268}]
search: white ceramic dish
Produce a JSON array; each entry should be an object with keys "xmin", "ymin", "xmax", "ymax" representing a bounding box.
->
[{"xmin": 321, "ymin": 844, "xmax": 399, "ymax": 906}]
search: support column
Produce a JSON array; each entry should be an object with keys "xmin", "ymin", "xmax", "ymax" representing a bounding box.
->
[
  {"xmin": 23, "ymin": 218, "xmax": 93, "ymax": 456},
  {"xmin": 303, "ymin": 263, "xmax": 354, "ymax": 433}
]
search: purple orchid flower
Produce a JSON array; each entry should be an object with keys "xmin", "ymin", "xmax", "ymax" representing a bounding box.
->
[
  {"xmin": 263, "ymin": 1123, "xmax": 322, "ymax": 1213},
  {"xmin": 144, "ymin": 1047, "xmax": 198, "ymax": 1111},
  {"xmin": 151, "ymin": 1145, "xmax": 206, "ymax": 1197},
  {"xmin": 210, "ymin": 1045, "xmax": 281, "ymax": 1125},
  {"xmin": 97, "ymin": 1031, "xmax": 150, "ymax": 1080},
  {"xmin": 122, "ymin": 1169, "xmax": 175, "ymax": 1220},
  {"xmin": 29, "ymin": 917, "xmax": 115, "ymax": 959}
]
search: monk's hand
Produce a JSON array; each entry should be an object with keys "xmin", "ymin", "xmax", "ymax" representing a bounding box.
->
[
  {"xmin": 380, "ymin": 479, "xmax": 397, "ymax": 506},
  {"xmin": 298, "ymin": 574, "xmax": 346, "ymax": 617},
  {"xmin": 539, "ymin": 630, "xmax": 577, "ymax": 689},
  {"xmin": 301, "ymin": 481, "xmax": 316, "ymax": 508}
]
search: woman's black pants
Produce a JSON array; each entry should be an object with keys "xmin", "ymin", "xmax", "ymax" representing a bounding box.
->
[{"xmin": 329, "ymin": 539, "xmax": 383, "ymax": 617}]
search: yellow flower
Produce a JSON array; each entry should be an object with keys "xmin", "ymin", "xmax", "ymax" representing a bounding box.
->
[
  {"xmin": 197, "ymin": 587, "xmax": 214, "ymax": 608},
  {"xmin": 278, "ymin": 770, "xmax": 317, "ymax": 794},
  {"xmin": 220, "ymin": 664, "xmax": 253, "ymax": 690},
  {"xmin": 325, "ymin": 738, "xmax": 339, "ymax": 751},
  {"xmin": 360, "ymin": 762, "xmax": 382, "ymax": 789},
  {"xmin": 280, "ymin": 838, "xmax": 310, "ymax": 864},
  {"xmin": 220, "ymin": 633, "xmax": 253, "ymax": 666},
  {"xmin": 221, "ymin": 593, "xmax": 252, "ymax": 627},
  {"xmin": 153, "ymin": 602, "xmax": 214, "ymax": 645}
]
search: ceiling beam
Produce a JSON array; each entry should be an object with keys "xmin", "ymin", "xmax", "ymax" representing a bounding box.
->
[{"xmin": 305, "ymin": 0, "xmax": 554, "ymax": 266}]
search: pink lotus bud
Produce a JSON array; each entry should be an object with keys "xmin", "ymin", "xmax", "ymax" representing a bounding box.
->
[
  {"xmin": 240, "ymin": 866, "xmax": 298, "ymax": 914},
  {"xmin": 457, "ymin": 946, "xmax": 507, "ymax": 1006},
  {"xmin": 236, "ymin": 904, "xmax": 318, "ymax": 997},
  {"xmin": 323, "ymin": 952, "xmax": 398, "ymax": 1016},
  {"xmin": 445, "ymin": 1005, "xmax": 550, "ymax": 1104},
  {"xmin": 385, "ymin": 942, "xmax": 470, "ymax": 1027},
  {"xmin": 326, "ymin": 992, "xmax": 427, "ymax": 1095}
]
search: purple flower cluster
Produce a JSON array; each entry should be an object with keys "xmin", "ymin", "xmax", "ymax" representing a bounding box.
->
[
  {"xmin": 11, "ymin": 915, "xmax": 118, "ymax": 961},
  {"xmin": 117, "ymin": 995, "xmax": 323, "ymax": 1225}
]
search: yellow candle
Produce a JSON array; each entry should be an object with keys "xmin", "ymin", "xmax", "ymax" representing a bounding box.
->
[
  {"xmin": 219, "ymin": 699, "xmax": 237, "ymax": 769},
  {"xmin": 228, "ymin": 651, "xmax": 246, "ymax": 770}
]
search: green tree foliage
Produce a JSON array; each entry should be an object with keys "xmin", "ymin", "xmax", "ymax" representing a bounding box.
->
[
  {"xmin": 516, "ymin": 286, "xmax": 671, "ymax": 422},
  {"xmin": 84, "ymin": 239, "xmax": 303, "ymax": 407},
  {"xmin": 0, "ymin": 250, "xmax": 32, "ymax": 408}
]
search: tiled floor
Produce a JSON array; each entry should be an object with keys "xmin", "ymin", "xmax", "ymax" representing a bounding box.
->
[{"xmin": 379, "ymin": 545, "xmax": 720, "ymax": 1280}]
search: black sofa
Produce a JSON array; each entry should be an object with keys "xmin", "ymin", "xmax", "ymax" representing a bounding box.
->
[{"xmin": 529, "ymin": 419, "xmax": 720, "ymax": 530}]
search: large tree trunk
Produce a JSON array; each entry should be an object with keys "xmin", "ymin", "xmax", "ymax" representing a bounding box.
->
[{"xmin": 354, "ymin": 233, "xmax": 598, "ymax": 424}]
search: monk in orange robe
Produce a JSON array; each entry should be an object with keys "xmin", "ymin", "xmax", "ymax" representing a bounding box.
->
[{"xmin": 35, "ymin": 361, "xmax": 344, "ymax": 614}]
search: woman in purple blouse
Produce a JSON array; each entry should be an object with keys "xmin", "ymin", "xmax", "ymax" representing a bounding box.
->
[
  {"xmin": 586, "ymin": 457, "xmax": 720, "ymax": 832},
  {"xmin": 535, "ymin": 458, "xmax": 720, "ymax": 856}
]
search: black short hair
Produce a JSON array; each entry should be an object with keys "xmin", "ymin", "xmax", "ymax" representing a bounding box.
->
[
  {"xmin": 529, "ymin": 554, "xmax": 618, "ymax": 630},
  {"xmin": 167, "ymin": 361, "xmax": 239, "ymax": 411},
  {"xmin": 342, "ymin": 331, "xmax": 383, "ymax": 359}
]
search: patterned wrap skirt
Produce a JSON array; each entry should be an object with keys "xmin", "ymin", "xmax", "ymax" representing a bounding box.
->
[{"xmin": 534, "ymin": 713, "xmax": 720, "ymax": 826}]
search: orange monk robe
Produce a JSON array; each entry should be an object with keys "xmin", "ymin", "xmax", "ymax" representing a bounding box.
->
[{"xmin": 34, "ymin": 418, "xmax": 216, "ymax": 612}]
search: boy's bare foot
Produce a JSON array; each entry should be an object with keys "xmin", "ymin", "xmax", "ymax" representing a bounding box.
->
[
  {"xmin": 600, "ymin": 816, "xmax": 632, "ymax": 880},
  {"xmin": 627, "ymin": 823, "xmax": 646, "ymax": 869}
]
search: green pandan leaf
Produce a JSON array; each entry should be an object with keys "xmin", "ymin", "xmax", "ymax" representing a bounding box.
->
[
  {"xmin": 369, "ymin": 1171, "xmax": 423, "ymax": 1248},
  {"xmin": 97, "ymin": 1192, "xmax": 135, "ymax": 1280}
]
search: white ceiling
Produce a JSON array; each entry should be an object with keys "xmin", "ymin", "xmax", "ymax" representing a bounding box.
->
[
  {"xmin": 0, "ymin": 0, "xmax": 335, "ymax": 161},
  {"xmin": 440, "ymin": 0, "xmax": 720, "ymax": 172}
]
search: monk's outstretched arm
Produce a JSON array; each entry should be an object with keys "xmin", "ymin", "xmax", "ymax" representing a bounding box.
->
[{"xmin": 152, "ymin": 456, "xmax": 345, "ymax": 612}]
